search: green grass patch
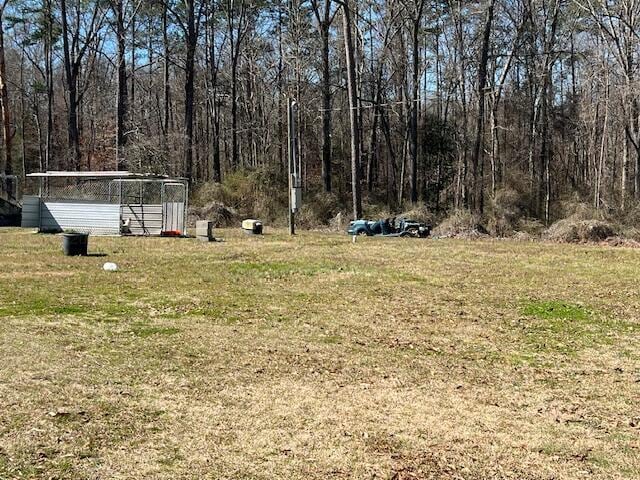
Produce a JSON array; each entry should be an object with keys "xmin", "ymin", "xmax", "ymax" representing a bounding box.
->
[
  {"xmin": 130, "ymin": 324, "xmax": 180, "ymax": 338},
  {"xmin": 0, "ymin": 297, "xmax": 89, "ymax": 316},
  {"xmin": 521, "ymin": 300, "xmax": 589, "ymax": 321},
  {"xmin": 227, "ymin": 260, "xmax": 337, "ymax": 279},
  {"xmin": 518, "ymin": 300, "xmax": 616, "ymax": 355}
]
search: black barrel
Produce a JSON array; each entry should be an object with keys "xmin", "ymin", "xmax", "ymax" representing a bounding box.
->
[{"xmin": 62, "ymin": 233, "xmax": 89, "ymax": 256}]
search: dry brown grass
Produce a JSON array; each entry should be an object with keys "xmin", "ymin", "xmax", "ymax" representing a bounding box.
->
[{"xmin": 0, "ymin": 228, "xmax": 639, "ymax": 479}]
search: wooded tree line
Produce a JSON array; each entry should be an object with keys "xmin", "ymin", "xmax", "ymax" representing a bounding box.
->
[{"xmin": 1, "ymin": 0, "xmax": 640, "ymax": 222}]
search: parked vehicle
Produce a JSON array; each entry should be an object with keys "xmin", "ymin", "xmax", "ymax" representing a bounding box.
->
[{"xmin": 347, "ymin": 217, "xmax": 431, "ymax": 238}]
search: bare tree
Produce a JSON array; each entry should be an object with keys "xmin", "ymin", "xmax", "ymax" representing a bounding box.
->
[
  {"xmin": 401, "ymin": 0, "xmax": 426, "ymax": 204},
  {"xmin": 0, "ymin": 0, "xmax": 13, "ymax": 175},
  {"xmin": 109, "ymin": 0, "xmax": 142, "ymax": 169},
  {"xmin": 310, "ymin": 0, "xmax": 338, "ymax": 193},
  {"xmin": 164, "ymin": 0, "xmax": 206, "ymax": 180},
  {"xmin": 225, "ymin": 0, "xmax": 248, "ymax": 169},
  {"xmin": 59, "ymin": 0, "xmax": 105, "ymax": 168},
  {"xmin": 470, "ymin": 0, "xmax": 495, "ymax": 214},
  {"xmin": 341, "ymin": 0, "xmax": 362, "ymax": 219},
  {"xmin": 576, "ymin": 0, "xmax": 640, "ymax": 208}
]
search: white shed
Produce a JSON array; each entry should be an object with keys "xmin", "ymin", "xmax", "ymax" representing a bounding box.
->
[{"xmin": 22, "ymin": 171, "xmax": 189, "ymax": 236}]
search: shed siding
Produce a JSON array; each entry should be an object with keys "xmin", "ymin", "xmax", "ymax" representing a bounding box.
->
[
  {"xmin": 21, "ymin": 196, "xmax": 41, "ymax": 228},
  {"xmin": 121, "ymin": 204, "xmax": 163, "ymax": 236},
  {"xmin": 40, "ymin": 201, "xmax": 120, "ymax": 235},
  {"xmin": 21, "ymin": 197, "xmax": 186, "ymax": 236}
]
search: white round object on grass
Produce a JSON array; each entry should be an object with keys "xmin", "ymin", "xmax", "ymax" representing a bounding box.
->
[{"xmin": 103, "ymin": 262, "xmax": 118, "ymax": 272}]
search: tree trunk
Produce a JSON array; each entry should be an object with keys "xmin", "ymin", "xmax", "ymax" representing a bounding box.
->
[
  {"xmin": 45, "ymin": 0, "xmax": 53, "ymax": 171},
  {"xmin": 453, "ymin": 0, "xmax": 468, "ymax": 209},
  {"xmin": 183, "ymin": 0, "xmax": 197, "ymax": 181},
  {"xmin": 227, "ymin": 0, "xmax": 246, "ymax": 169},
  {"xmin": 409, "ymin": 4, "xmax": 425, "ymax": 205},
  {"xmin": 0, "ymin": 3, "xmax": 13, "ymax": 176},
  {"xmin": 60, "ymin": 0, "xmax": 81, "ymax": 169},
  {"xmin": 320, "ymin": 25, "xmax": 332, "ymax": 192},
  {"xmin": 367, "ymin": 83, "xmax": 383, "ymax": 191},
  {"xmin": 380, "ymin": 102, "xmax": 397, "ymax": 209},
  {"xmin": 115, "ymin": 0, "xmax": 128, "ymax": 170},
  {"xmin": 19, "ymin": 46, "xmax": 26, "ymax": 177},
  {"xmin": 209, "ymin": 2, "xmax": 221, "ymax": 182},
  {"xmin": 130, "ymin": 12, "xmax": 135, "ymax": 120},
  {"xmin": 312, "ymin": 1, "xmax": 335, "ymax": 193},
  {"xmin": 470, "ymin": 0, "xmax": 495, "ymax": 214},
  {"xmin": 230, "ymin": 56, "xmax": 239, "ymax": 168},
  {"xmin": 342, "ymin": 1, "xmax": 362, "ymax": 220},
  {"xmin": 162, "ymin": 7, "xmax": 170, "ymax": 138},
  {"xmin": 277, "ymin": 6, "xmax": 284, "ymax": 173}
]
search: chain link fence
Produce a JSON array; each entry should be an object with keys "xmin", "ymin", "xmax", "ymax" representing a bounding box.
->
[
  {"xmin": 25, "ymin": 177, "xmax": 181, "ymax": 206},
  {"xmin": 164, "ymin": 183, "xmax": 185, "ymax": 203}
]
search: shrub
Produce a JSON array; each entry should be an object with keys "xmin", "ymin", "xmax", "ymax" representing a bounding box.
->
[
  {"xmin": 516, "ymin": 218, "xmax": 546, "ymax": 237},
  {"xmin": 555, "ymin": 200, "xmax": 605, "ymax": 222},
  {"xmin": 512, "ymin": 231, "xmax": 535, "ymax": 242},
  {"xmin": 621, "ymin": 227, "xmax": 640, "ymax": 242},
  {"xmin": 190, "ymin": 182, "xmax": 230, "ymax": 208},
  {"xmin": 433, "ymin": 210, "xmax": 488, "ymax": 238},
  {"xmin": 191, "ymin": 201, "xmax": 239, "ymax": 227},
  {"xmin": 190, "ymin": 168, "xmax": 288, "ymax": 224},
  {"xmin": 618, "ymin": 202, "xmax": 640, "ymax": 227},
  {"xmin": 297, "ymin": 192, "xmax": 343, "ymax": 228},
  {"xmin": 399, "ymin": 205, "xmax": 436, "ymax": 226},
  {"xmin": 362, "ymin": 203, "xmax": 392, "ymax": 222},
  {"xmin": 487, "ymin": 185, "xmax": 532, "ymax": 237},
  {"xmin": 544, "ymin": 219, "xmax": 616, "ymax": 243},
  {"xmin": 329, "ymin": 212, "xmax": 349, "ymax": 232}
]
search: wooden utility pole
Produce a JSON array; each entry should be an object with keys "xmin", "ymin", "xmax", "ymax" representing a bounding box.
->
[{"xmin": 287, "ymin": 98, "xmax": 297, "ymax": 235}]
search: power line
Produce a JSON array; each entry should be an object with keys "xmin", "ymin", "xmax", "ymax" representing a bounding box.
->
[{"xmin": 317, "ymin": 96, "xmax": 438, "ymax": 112}]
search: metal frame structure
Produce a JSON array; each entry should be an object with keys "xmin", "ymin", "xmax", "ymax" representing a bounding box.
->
[{"xmin": 22, "ymin": 171, "xmax": 189, "ymax": 236}]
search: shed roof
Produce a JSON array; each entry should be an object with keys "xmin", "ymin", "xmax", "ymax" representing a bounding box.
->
[{"xmin": 27, "ymin": 171, "xmax": 187, "ymax": 181}]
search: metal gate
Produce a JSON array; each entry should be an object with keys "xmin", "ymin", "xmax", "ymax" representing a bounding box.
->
[{"xmin": 162, "ymin": 182, "xmax": 187, "ymax": 233}]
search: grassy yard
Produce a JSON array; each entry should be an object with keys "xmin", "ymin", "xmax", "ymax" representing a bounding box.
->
[{"xmin": 0, "ymin": 228, "xmax": 639, "ymax": 479}]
